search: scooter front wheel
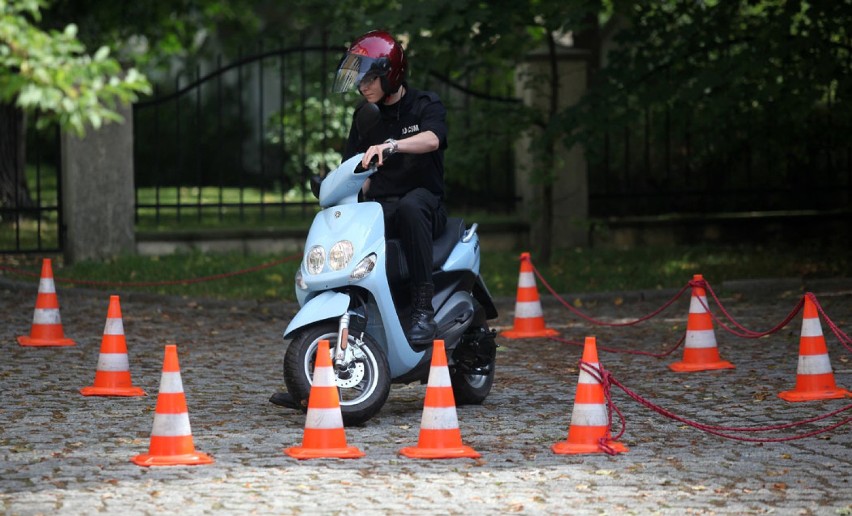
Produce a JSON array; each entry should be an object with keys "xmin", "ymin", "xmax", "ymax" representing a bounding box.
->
[{"xmin": 284, "ymin": 321, "xmax": 390, "ymax": 426}]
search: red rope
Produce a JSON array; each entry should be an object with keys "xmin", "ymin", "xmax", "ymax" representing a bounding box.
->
[
  {"xmin": 588, "ymin": 362, "xmax": 852, "ymax": 443},
  {"xmin": 808, "ymin": 292, "xmax": 852, "ymax": 353},
  {"xmin": 531, "ymin": 256, "xmax": 849, "ymax": 356},
  {"xmin": 0, "ymin": 253, "xmax": 302, "ymax": 287},
  {"xmin": 698, "ymin": 278, "xmax": 804, "ymax": 339},
  {"xmin": 698, "ymin": 281, "xmax": 852, "ymax": 354},
  {"xmin": 530, "ymin": 258, "xmax": 692, "ymax": 327},
  {"xmin": 577, "ymin": 361, "xmax": 627, "ymax": 455},
  {"xmin": 551, "ymin": 334, "xmax": 685, "ymax": 358}
]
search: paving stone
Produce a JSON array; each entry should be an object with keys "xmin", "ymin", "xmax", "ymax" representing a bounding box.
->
[{"xmin": 1, "ymin": 277, "xmax": 850, "ymax": 514}]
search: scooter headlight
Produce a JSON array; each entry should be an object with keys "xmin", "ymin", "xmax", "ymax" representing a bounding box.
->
[
  {"xmin": 295, "ymin": 269, "xmax": 308, "ymax": 290},
  {"xmin": 329, "ymin": 240, "xmax": 354, "ymax": 271},
  {"xmin": 350, "ymin": 253, "xmax": 376, "ymax": 280},
  {"xmin": 306, "ymin": 245, "xmax": 325, "ymax": 275}
]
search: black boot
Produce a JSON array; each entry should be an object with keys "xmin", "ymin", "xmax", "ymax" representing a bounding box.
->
[
  {"xmin": 408, "ymin": 283, "xmax": 437, "ymax": 345},
  {"xmin": 269, "ymin": 391, "xmax": 300, "ymax": 409}
]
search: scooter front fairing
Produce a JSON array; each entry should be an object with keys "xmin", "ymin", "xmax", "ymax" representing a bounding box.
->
[{"xmin": 285, "ymin": 200, "xmax": 426, "ymax": 378}]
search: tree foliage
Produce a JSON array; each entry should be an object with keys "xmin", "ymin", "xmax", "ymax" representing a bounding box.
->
[
  {"xmin": 570, "ymin": 0, "xmax": 852, "ymax": 161},
  {"xmin": 0, "ymin": 0, "xmax": 151, "ymax": 135},
  {"xmin": 40, "ymin": 0, "xmax": 263, "ymax": 68},
  {"xmin": 7, "ymin": 0, "xmax": 849, "ymax": 250}
]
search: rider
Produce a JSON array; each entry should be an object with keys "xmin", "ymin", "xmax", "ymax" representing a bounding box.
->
[
  {"xmin": 335, "ymin": 30, "xmax": 448, "ymax": 346},
  {"xmin": 269, "ymin": 30, "xmax": 449, "ymax": 409}
]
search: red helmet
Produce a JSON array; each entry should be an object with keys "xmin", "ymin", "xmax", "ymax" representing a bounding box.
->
[{"xmin": 333, "ymin": 30, "xmax": 407, "ymax": 96}]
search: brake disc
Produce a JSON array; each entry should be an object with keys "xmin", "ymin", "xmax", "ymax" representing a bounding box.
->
[{"xmin": 335, "ymin": 361, "xmax": 365, "ymax": 388}]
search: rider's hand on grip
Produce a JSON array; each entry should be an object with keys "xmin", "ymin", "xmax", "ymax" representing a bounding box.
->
[{"xmin": 355, "ymin": 156, "xmax": 377, "ymax": 174}]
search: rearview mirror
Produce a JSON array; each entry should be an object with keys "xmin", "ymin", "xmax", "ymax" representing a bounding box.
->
[
  {"xmin": 310, "ymin": 174, "xmax": 323, "ymax": 199},
  {"xmin": 355, "ymin": 101, "xmax": 380, "ymax": 136}
]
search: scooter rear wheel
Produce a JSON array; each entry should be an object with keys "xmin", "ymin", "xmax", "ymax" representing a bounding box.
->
[
  {"xmin": 450, "ymin": 304, "xmax": 497, "ymax": 405},
  {"xmin": 284, "ymin": 321, "xmax": 390, "ymax": 426}
]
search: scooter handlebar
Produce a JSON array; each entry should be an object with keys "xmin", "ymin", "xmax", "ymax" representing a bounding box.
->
[
  {"xmin": 354, "ymin": 161, "xmax": 378, "ymax": 174},
  {"xmin": 354, "ymin": 147, "xmax": 393, "ymax": 173}
]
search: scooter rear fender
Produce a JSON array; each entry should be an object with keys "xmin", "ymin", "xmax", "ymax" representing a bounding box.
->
[{"xmin": 283, "ymin": 291, "xmax": 349, "ymax": 339}]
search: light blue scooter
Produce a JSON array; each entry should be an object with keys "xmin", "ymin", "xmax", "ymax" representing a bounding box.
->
[{"xmin": 280, "ymin": 105, "xmax": 498, "ymax": 425}]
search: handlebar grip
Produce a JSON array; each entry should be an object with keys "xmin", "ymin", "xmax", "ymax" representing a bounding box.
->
[
  {"xmin": 354, "ymin": 149, "xmax": 388, "ymax": 173},
  {"xmin": 354, "ymin": 158, "xmax": 377, "ymax": 174}
]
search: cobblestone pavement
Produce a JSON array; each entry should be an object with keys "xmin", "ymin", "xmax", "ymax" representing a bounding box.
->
[{"xmin": 1, "ymin": 275, "xmax": 851, "ymax": 515}]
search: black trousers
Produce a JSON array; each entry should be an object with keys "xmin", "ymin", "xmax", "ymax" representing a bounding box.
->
[{"xmin": 375, "ymin": 188, "xmax": 447, "ymax": 286}]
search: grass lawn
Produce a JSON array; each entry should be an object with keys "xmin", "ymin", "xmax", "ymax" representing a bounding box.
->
[
  {"xmin": 5, "ymin": 169, "xmax": 849, "ymax": 300},
  {"xmin": 2, "ymin": 242, "xmax": 849, "ymax": 302}
]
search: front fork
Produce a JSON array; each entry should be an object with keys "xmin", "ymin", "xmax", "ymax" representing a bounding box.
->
[{"xmin": 334, "ymin": 312, "xmax": 354, "ymax": 378}]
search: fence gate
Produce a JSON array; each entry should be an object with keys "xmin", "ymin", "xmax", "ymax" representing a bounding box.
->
[
  {"xmin": 0, "ymin": 113, "xmax": 63, "ymax": 254},
  {"xmin": 132, "ymin": 44, "xmax": 521, "ymax": 232},
  {"xmin": 133, "ymin": 45, "xmax": 347, "ymax": 231}
]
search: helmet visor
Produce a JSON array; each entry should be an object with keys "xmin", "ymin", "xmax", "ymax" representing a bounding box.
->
[{"xmin": 333, "ymin": 53, "xmax": 384, "ymax": 93}]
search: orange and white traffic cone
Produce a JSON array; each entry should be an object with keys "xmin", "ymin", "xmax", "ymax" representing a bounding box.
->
[
  {"xmin": 778, "ymin": 295, "xmax": 851, "ymax": 402},
  {"xmin": 80, "ymin": 295, "xmax": 145, "ymax": 397},
  {"xmin": 400, "ymin": 340, "xmax": 480, "ymax": 459},
  {"xmin": 500, "ymin": 252, "xmax": 559, "ymax": 339},
  {"xmin": 552, "ymin": 336, "xmax": 628, "ymax": 455},
  {"xmin": 17, "ymin": 258, "xmax": 75, "ymax": 347},
  {"xmin": 285, "ymin": 340, "xmax": 364, "ymax": 459},
  {"xmin": 131, "ymin": 345, "xmax": 213, "ymax": 466},
  {"xmin": 669, "ymin": 274, "xmax": 734, "ymax": 372}
]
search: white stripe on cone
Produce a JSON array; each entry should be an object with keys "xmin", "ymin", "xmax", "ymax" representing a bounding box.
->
[
  {"xmin": 426, "ymin": 364, "xmax": 452, "ymax": 387},
  {"xmin": 38, "ymin": 278, "xmax": 56, "ymax": 293},
  {"xmin": 312, "ymin": 365, "xmax": 335, "ymax": 386},
  {"xmin": 689, "ymin": 295, "xmax": 710, "ymax": 313},
  {"xmin": 514, "ymin": 301, "xmax": 544, "ymax": 318},
  {"xmin": 419, "ymin": 406, "xmax": 460, "ymax": 430},
  {"xmin": 32, "ymin": 308, "xmax": 62, "ymax": 325},
  {"xmin": 96, "ymin": 353, "xmax": 130, "ymax": 372},
  {"xmin": 801, "ymin": 318, "xmax": 823, "ymax": 337},
  {"xmin": 305, "ymin": 407, "xmax": 344, "ymax": 429},
  {"xmin": 577, "ymin": 364, "xmax": 601, "ymax": 385},
  {"xmin": 685, "ymin": 329, "xmax": 717, "ymax": 349},
  {"xmin": 151, "ymin": 413, "xmax": 192, "ymax": 437},
  {"xmin": 570, "ymin": 403, "xmax": 609, "ymax": 426},
  {"xmin": 158, "ymin": 372, "xmax": 184, "ymax": 394},
  {"xmin": 103, "ymin": 318, "xmax": 124, "ymax": 335},
  {"xmin": 798, "ymin": 354, "xmax": 833, "ymax": 375},
  {"xmin": 517, "ymin": 272, "xmax": 537, "ymax": 288}
]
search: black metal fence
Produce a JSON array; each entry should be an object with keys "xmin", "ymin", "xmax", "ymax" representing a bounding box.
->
[
  {"xmin": 132, "ymin": 45, "xmax": 521, "ymax": 230},
  {"xmin": 419, "ymin": 71, "xmax": 520, "ymax": 213},
  {"xmin": 133, "ymin": 45, "xmax": 339, "ymax": 228},
  {"xmin": 12, "ymin": 46, "xmax": 848, "ymax": 255},
  {"xmin": 0, "ymin": 116, "xmax": 63, "ymax": 254},
  {"xmin": 589, "ymin": 105, "xmax": 852, "ymax": 217}
]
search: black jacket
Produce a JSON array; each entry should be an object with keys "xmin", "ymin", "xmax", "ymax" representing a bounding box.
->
[{"xmin": 343, "ymin": 86, "xmax": 448, "ymax": 199}]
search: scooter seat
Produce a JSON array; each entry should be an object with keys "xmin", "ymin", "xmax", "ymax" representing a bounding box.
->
[{"xmin": 386, "ymin": 217, "xmax": 465, "ymax": 283}]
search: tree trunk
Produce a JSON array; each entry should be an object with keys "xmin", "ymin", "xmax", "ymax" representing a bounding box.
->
[
  {"xmin": 0, "ymin": 101, "xmax": 35, "ymax": 210},
  {"xmin": 534, "ymin": 33, "xmax": 560, "ymax": 267},
  {"xmin": 533, "ymin": 12, "xmax": 601, "ymax": 265}
]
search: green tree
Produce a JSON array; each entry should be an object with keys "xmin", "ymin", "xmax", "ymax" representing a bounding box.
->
[
  {"xmin": 388, "ymin": 0, "xmax": 851, "ymax": 258},
  {"xmin": 384, "ymin": 0, "xmax": 603, "ymax": 265},
  {"xmin": 1, "ymin": 0, "xmax": 262, "ymax": 210},
  {"xmin": 565, "ymin": 0, "xmax": 852, "ymax": 211},
  {"xmin": 0, "ymin": 0, "xmax": 150, "ymax": 208}
]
